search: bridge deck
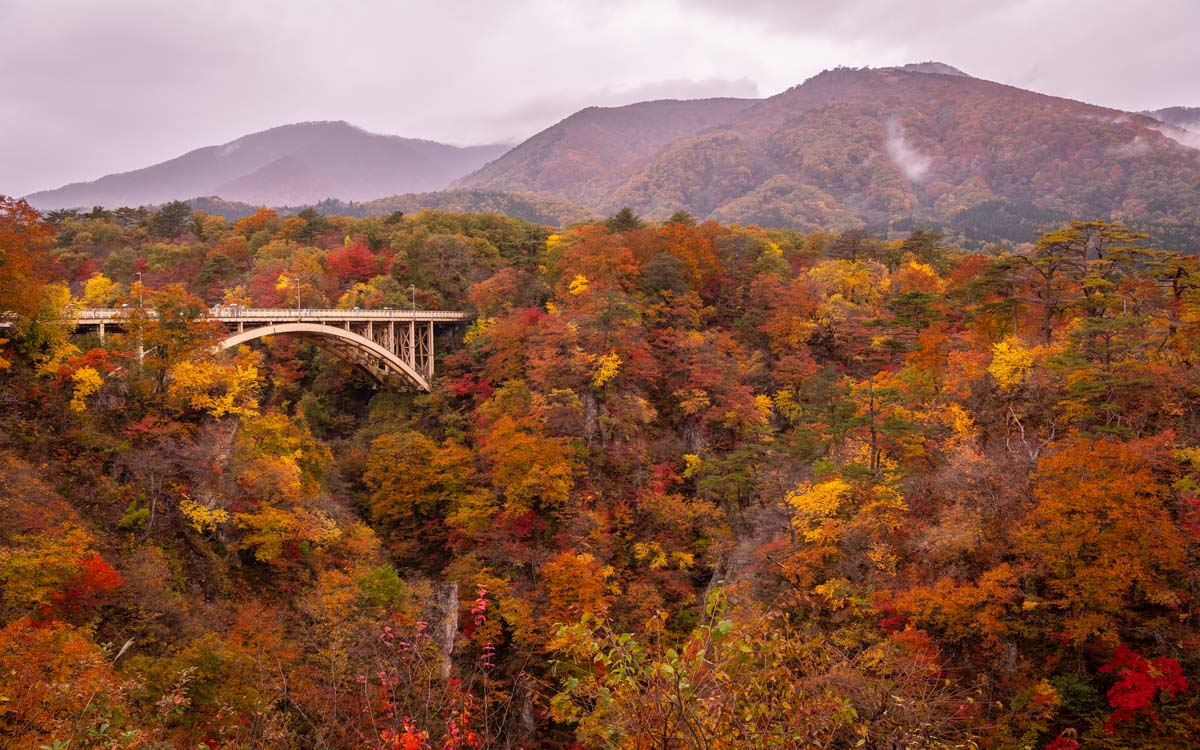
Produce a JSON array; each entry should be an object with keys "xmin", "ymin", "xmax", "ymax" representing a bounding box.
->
[
  {"xmin": 65, "ymin": 307, "xmax": 471, "ymax": 390},
  {"xmin": 69, "ymin": 307, "xmax": 471, "ymax": 324}
]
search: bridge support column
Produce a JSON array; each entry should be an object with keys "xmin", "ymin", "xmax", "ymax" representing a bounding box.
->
[
  {"xmin": 408, "ymin": 320, "xmax": 416, "ymax": 370},
  {"xmin": 427, "ymin": 320, "xmax": 435, "ymax": 378},
  {"xmin": 98, "ymin": 322, "xmax": 105, "ymax": 342}
]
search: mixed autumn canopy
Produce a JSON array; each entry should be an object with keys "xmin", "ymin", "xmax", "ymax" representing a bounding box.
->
[{"xmin": 0, "ymin": 195, "xmax": 1198, "ymax": 749}]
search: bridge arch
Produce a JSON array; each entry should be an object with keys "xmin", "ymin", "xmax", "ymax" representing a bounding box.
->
[{"xmin": 218, "ymin": 322, "xmax": 431, "ymax": 391}]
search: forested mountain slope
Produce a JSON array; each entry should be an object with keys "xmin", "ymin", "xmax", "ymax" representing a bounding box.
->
[
  {"xmin": 25, "ymin": 69, "xmax": 1200, "ymax": 249},
  {"xmin": 452, "ymin": 97, "xmax": 757, "ymax": 203},
  {"xmin": 460, "ymin": 67, "xmax": 1200, "ymax": 244},
  {"xmin": 187, "ymin": 190, "xmax": 597, "ymax": 227}
]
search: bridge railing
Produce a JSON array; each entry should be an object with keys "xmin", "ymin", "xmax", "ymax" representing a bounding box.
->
[
  {"xmin": 68, "ymin": 308, "xmax": 471, "ymax": 322},
  {"xmin": 209, "ymin": 308, "xmax": 471, "ymax": 321}
]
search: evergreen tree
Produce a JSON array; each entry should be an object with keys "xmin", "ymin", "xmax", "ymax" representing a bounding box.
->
[
  {"xmin": 150, "ymin": 200, "xmax": 192, "ymax": 237},
  {"xmin": 605, "ymin": 206, "xmax": 643, "ymax": 232}
]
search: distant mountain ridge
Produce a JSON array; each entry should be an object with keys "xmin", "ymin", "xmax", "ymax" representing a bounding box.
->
[
  {"xmin": 25, "ymin": 121, "xmax": 509, "ymax": 209},
  {"xmin": 454, "ymin": 98, "xmax": 757, "ymax": 204},
  {"xmin": 456, "ymin": 65, "xmax": 1200, "ymax": 244},
  {"xmin": 188, "ymin": 189, "xmax": 596, "ymax": 227},
  {"xmin": 22, "ymin": 65, "xmax": 1200, "ymax": 247},
  {"xmin": 1145, "ymin": 106, "xmax": 1200, "ymax": 130}
]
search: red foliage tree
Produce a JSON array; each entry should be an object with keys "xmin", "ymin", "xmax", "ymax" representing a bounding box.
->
[{"xmin": 325, "ymin": 242, "xmax": 380, "ymax": 286}]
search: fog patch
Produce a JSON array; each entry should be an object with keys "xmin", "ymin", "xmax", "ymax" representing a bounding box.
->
[
  {"xmin": 1083, "ymin": 112, "xmax": 1130, "ymax": 126},
  {"xmin": 1107, "ymin": 136, "xmax": 1151, "ymax": 158},
  {"xmin": 885, "ymin": 117, "xmax": 933, "ymax": 183},
  {"xmin": 1150, "ymin": 124, "xmax": 1200, "ymax": 151},
  {"xmin": 482, "ymin": 76, "xmax": 761, "ymax": 144}
]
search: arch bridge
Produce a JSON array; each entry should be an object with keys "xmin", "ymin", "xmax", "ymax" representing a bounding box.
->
[{"xmin": 69, "ymin": 308, "xmax": 472, "ymax": 391}]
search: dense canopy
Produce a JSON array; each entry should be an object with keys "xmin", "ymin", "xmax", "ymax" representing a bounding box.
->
[{"xmin": 0, "ymin": 197, "xmax": 1197, "ymax": 748}]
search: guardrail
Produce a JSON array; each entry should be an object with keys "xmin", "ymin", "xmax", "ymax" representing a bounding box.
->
[{"xmin": 67, "ymin": 308, "xmax": 472, "ymax": 322}]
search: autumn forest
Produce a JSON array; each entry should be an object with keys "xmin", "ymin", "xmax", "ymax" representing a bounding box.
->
[{"xmin": 1, "ymin": 192, "xmax": 1199, "ymax": 750}]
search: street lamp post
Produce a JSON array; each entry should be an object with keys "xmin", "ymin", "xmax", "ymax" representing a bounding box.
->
[
  {"xmin": 408, "ymin": 285, "xmax": 416, "ymax": 370},
  {"xmin": 133, "ymin": 273, "xmax": 144, "ymax": 364}
]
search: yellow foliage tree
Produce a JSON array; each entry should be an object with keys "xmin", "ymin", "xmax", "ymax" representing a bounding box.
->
[
  {"xmin": 787, "ymin": 478, "xmax": 852, "ymax": 543},
  {"xmin": 893, "ymin": 259, "xmax": 945, "ymax": 294},
  {"xmin": 80, "ymin": 273, "xmax": 118, "ymax": 306},
  {"xmin": 591, "ymin": 350, "xmax": 621, "ymax": 388},
  {"xmin": 987, "ymin": 339, "xmax": 1033, "ymax": 390},
  {"xmin": 568, "ymin": 274, "xmax": 589, "ymax": 295},
  {"xmin": 179, "ymin": 497, "xmax": 230, "ymax": 535},
  {"xmin": 786, "ymin": 472, "xmax": 909, "ymax": 589},
  {"xmin": 234, "ymin": 506, "xmax": 341, "ymax": 563},
  {"xmin": 165, "ymin": 347, "xmax": 261, "ymax": 418},
  {"xmin": 69, "ymin": 366, "xmax": 103, "ymax": 412},
  {"xmin": 0, "ymin": 523, "xmax": 94, "ymax": 613}
]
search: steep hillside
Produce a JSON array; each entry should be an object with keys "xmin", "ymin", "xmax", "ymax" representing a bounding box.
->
[
  {"xmin": 6, "ymin": 194, "xmax": 1200, "ymax": 749},
  {"xmin": 458, "ymin": 67, "xmax": 1200, "ymax": 243},
  {"xmin": 679, "ymin": 68, "xmax": 1200, "ymax": 233},
  {"xmin": 25, "ymin": 121, "xmax": 509, "ymax": 209},
  {"xmin": 453, "ymin": 97, "xmax": 757, "ymax": 204}
]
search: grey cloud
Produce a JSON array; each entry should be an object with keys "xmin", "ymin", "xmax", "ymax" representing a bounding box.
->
[
  {"xmin": 482, "ymin": 77, "xmax": 761, "ymax": 143},
  {"xmin": 686, "ymin": 0, "xmax": 1200, "ymax": 113},
  {"xmin": 688, "ymin": 0, "xmax": 1025, "ymax": 39},
  {"xmin": 1, "ymin": 0, "xmax": 1198, "ymax": 198}
]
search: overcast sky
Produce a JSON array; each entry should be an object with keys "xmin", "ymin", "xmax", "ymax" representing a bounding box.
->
[{"xmin": 2, "ymin": 0, "xmax": 1197, "ymax": 197}]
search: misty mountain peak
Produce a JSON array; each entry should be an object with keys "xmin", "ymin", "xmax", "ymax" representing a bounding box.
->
[{"xmin": 890, "ymin": 61, "xmax": 971, "ymax": 77}]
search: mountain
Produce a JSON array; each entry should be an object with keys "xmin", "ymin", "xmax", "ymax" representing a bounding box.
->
[
  {"xmin": 25, "ymin": 121, "xmax": 509, "ymax": 209},
  {"xmin": 458, "ymin": 66, "xmax": 1200, "ymax": 243},
  {"xmin": 454, "ymin": 98, "xmax": 757, "ymax": 205},
  {"xmin": 26, "ymin": 70, "xmax": 1200, "ymax": 244},
  {"xmin": 1145, "ymin": 106, "xmax": 1200, "ymax": 130}
]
